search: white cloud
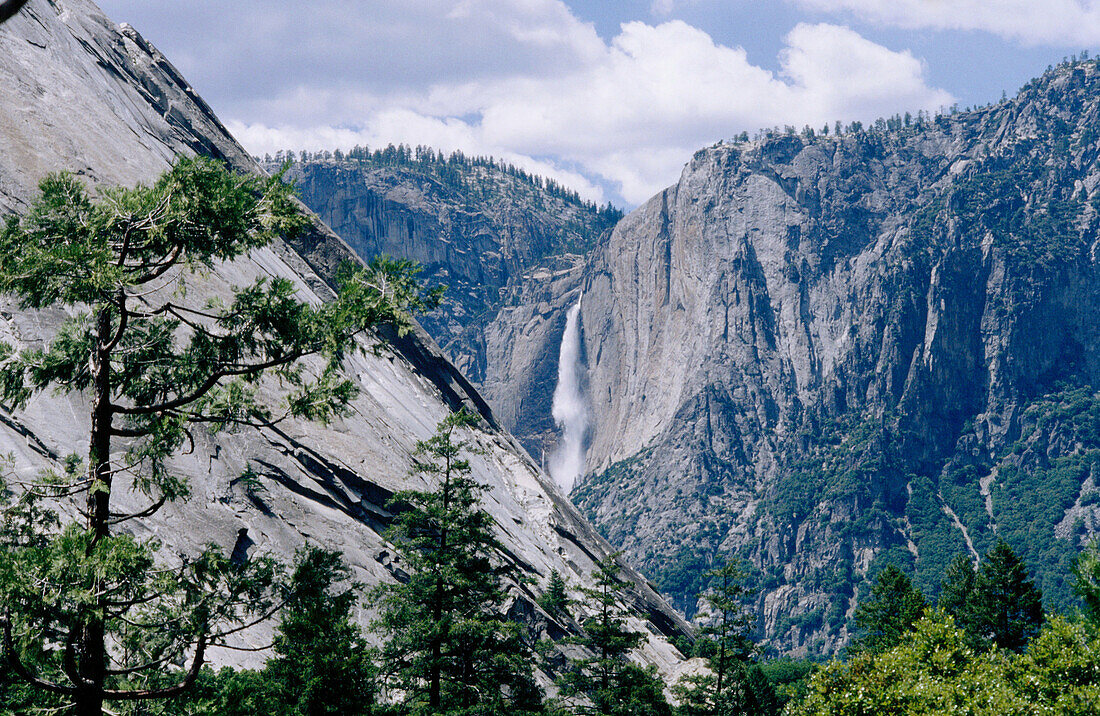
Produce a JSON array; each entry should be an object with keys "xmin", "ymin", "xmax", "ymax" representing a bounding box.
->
[
  {"xmin": 230, "ymin": 15, "xmax": 951, "ymax": 205},
  {"xmin": 102, "ymin": 0, "xmax": 952, "ymax": 205},
  {"xmin": 795, "ymin": 0, "xmax": 1100, "ymax": 46}
]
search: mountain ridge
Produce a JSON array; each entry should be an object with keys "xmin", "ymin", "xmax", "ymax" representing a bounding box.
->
[
  {"xmin": 280, "ymin": 58, "xmax": 1100, "ymax": 656},
  {"xmin": 570, "ymin": 58, "xmax": 1100, "ymax": 654},
  {"xmin": 0, "ymin": 0, "xmax": 690, "ymax": 677}
]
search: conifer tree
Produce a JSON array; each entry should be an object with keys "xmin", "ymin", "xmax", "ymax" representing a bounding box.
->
[
  {"xmin": 539, "ymin": 570, "xmax": 570, "ymax": 617},
  {"xmin": 559, "ymin": 554, "xmax": 671, "ymax": 716},
  {"xmin": 265, "ymin": 548, "xmax": 374, "ymax": 716},
  {"xmin": 672, "ymin": 561, "xmax": 754, "ymax": 715},
  {"xmin": 938, "ymin": 554, "xmax": 979, "ymax": 644},
  {"xmin": 0, "ymin": 158, "xmax": 432, "ymax": 716},
  {"xmin": 939, "ymin": 543, "xmax": 1043, "ymax": 652},
  {"xmin": 970, "ymin": 541, "xmax": 1043, "ymax": 652},
  {"xmin": 740, "ymin": 665, "xmax": 780, "ymax": 716},
  {"xmin": 851, "ymin": 564, "xmax": 926, "ymax": 654},
  {"xmin": 376, "ymin": 408, "xmax": 543, "ymax": 715}
]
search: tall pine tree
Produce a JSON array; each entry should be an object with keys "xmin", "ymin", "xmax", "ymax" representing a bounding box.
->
[
  {"xmin": 970, "ymin": 541, "xmax": 1043, "ymax": 652},
  {"xmin": 938, "ymin": 543, "xmax": 1043, "ymax": 652},
  {"xmin": 266, "ymin": 548, "xmax": 375, "ymax": 716},
  {"xmin": 672, "ymin": 561, "xmax": 755, "ymax": 716},
  {"xmin": 0, "ymin": 158, "xmax": 431, "ymax": 716},
  {"xmin": 559, "ymin": 554, "xmax": 671, "ymax": 716},
  {"xmin": 851, "ymin": 564, "xmax": 926, "ymax": 654},
  {"xmin": 375, "ymin": 408, "xmax": 542, "ymax": 715}
]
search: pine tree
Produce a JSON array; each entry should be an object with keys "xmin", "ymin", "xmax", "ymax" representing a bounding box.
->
[
  {"xmin": 672, "ymin": 561, "xmax": 754, "ymax": 715},
  {"xmin": 539, "ymin": 570, "xmax": 570, "ymax": 617},
  {"xmin": 741, "ymin": 665, "xmax": 781, "ymax": 716},
  {"xmin": 851, "ymin": 564, "xmax": 926, "ymax": 654},
  {"xmin": 938, "ymin": 554, "xmax": 978, "ymax": 642},
  {"xmin": 375, "ymin": 408, "xmax": 543, "ymax": 715},
  {"xmin": 559, "ymin": 554, "xmax": 671, "ymax": 716},
  {"xmin": 0, "ymin": 157, "xmax": 432, "ymax": 715},
  {"xmin": 970, "ymin": 541, "xmax": 1043, "ymax": 652},
  {"xmin": 265, "ymin": 548, "xmax": 375, "ymax": 716},
  {"xmin": 939, "ymin": 544, "xmax": 1043, "ymax": 652}
]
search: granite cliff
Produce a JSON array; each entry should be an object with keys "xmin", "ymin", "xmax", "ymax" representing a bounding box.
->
[
  {"xmin": 280, "ymin": 153, "xmax": 614, "ymax": 466},
  {"xmin": 571, "ymin": 62, "xmax": 1100, "ymax": 654},
  {"xmin": 0, "ymin": 0, "xmax": 690, "ymax": 678},
  {"xmin": 285, "ymin": 61, "xmax": 1100, "ymax": 656}
]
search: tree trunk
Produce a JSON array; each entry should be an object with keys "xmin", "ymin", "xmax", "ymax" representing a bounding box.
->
[
  {"xmin": 430, "ymin": 466, "xmax": 452, "ymax": 712},
  {"xmin": 75, "ymin": 687, "xmax": 104, "ymax": 716},
  {"xmin": 87, "ymin": 305, "xmax": 114, "ymax": 544},
  {"xmin": 76, "ymin": 305, "xmax": 115, "ymax": 716}
]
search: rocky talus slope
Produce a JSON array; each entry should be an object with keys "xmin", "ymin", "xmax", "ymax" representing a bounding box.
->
[
  {"xmin": 570, "ymin": 62, "xmax": 1100, "ymax": 654},
  {"xmin": 281, "ymin": 155, "xmax": 614, "ymax": 464},
  {"xmin": 0, "ymin": 0, "xmax": 689, "ymax": 677}
]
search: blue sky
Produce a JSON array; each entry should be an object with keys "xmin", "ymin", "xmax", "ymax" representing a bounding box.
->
[{"xmin": 95, "ymin": 0, "xmax": 1090, "ymax": 206}]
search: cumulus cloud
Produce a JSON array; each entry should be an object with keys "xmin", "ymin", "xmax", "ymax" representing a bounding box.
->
[
  {"xmin": 100, "ymin": 0, "xmax": 952, "ymax": 205},
  {"xmin": 227, "ymin": 114, "xmax": 608, "ymax": 203},
  {"xmin": 795, "ymin": 0, "xmax": 1100, "ymax": 46}
]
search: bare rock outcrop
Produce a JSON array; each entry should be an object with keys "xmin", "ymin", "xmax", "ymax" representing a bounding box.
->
[{"xmin": 0, "ymin": 0, "xmax": 690, "ymax": 675}]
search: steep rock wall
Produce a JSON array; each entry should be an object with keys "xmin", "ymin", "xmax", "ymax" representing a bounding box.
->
[
  {"xmin": 0, "ymin": 0, "xmax": 689, "ymax": 675},
  {"xmin": 573, "ymin": 65, "xmax": 1100, "ymax": 653}
]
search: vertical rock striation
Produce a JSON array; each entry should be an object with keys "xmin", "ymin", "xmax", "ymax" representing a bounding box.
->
[
  {"xmin": 0, "ymin": 0, "xmax": 691, "ymax": 675},
  {"xmin": 572, "ymin": 63, "xmax": 1100, "ymax": 653}
]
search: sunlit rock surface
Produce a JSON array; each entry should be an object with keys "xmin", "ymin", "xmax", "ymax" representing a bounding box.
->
[{"xmin": 0, "ymin": 0, "xmax": 690, "ymax": 677}]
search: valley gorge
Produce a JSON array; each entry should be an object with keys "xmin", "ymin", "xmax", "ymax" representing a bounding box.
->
[
  {"xmin": 5, "ymin": 0, "xmax": 1100, "ymax": 673},
  {"xmin": 286, "ymin": 60, "xmax": 1100, "ymax": 656},
  {"xmin": 0, "ymin": 0, "xmax": 690, "ymax": 686}
]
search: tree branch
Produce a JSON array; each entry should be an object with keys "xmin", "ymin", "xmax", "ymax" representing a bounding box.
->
[
  {"xmin": 1, "ymin": 611, "xmax": 77, "ymax": 695},
  {"xmin": 104, "ymin": 289, "xmax": 129, "ymax": 353},
  {"xmin": 61, "ymin": 624, "xmax": 94, "ymax": 689},
  {"xmin": 107, "ymin": 494, "xmax": 167, "ymax": 525},
  {"xmin": 100, "ymin": 631, "xmax": 207, "ymax": 701},
  {"xmin": 113, "ymin": 349, "xmax": 310, "ymax": 416},
  {"xmin": 130, "ymin": 244, "xmax": 183, "ymax": 285}
]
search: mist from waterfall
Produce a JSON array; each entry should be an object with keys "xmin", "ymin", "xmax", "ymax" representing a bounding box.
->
[{"xmin": 550, "ymin": 294, "xmax": 587, "ymax": 494}]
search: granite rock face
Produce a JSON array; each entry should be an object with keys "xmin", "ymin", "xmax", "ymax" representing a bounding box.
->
[
  {"xmin": 0, "ymin": 0, "xmax": 689, "ymax": 676},
  {"xmin": 284, "ymin": 157, "xmax": 609, "ymax": 462},
  {"xmin": 571, "ymin": 64, "xmax": 1100, "ymax": 653}
]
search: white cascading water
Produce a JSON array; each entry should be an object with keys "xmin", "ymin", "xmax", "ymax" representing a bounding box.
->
[{"xmin": 549, "ymin": 294, "xmax": 588, "ymax": 493}]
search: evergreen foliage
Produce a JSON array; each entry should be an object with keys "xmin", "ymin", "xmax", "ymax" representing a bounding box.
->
[
  {"xmin": 937, "ymin": 542, "xmax": 1044, "ymax": 652},
  {"xmin": 539, "ymin": 570, "xmax": 571, "ymax": 617},
  {"xmin": 672, "ymin": 561, "xmax": 754, "ymax": 715},
  {"xmin": 850, "ymin": 564, "xmax": 927, "ymax": 654},
  {"xmin": 265, "ymin": 548, "xmax": 375, "ymax": 715},
  {"xmin": 0, "ymin": 157, "xmax": 432, "ymax": 716},
  {"xmin": 739, "ymin": 666, "xmax": 780, "ymax": 716},
  {"xmin": 375, "ymin": 408, "xmax": 543, "ymax": 715},
  {"xmin": 938, "ymin": 554, "xmax": 978, "ymax": 636},
  {"xmin": 756, "ymin": 658, "xmax": 816, "ymax": 709},
  {"xmin": 273, "ymin": 143, "xmax": 622, "ymax": 229},
  {"xmin": 970, "ymin": 541, "xmax": 1044, "ymax": 652},
  {"xmin": 558, "ymin": 554, "xmax": 671, "ymax": 716}
]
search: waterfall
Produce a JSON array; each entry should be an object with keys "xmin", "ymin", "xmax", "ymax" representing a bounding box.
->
[{"xmin": 549, "ymin": 294, "xmax": 587, "ymax": 493}]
